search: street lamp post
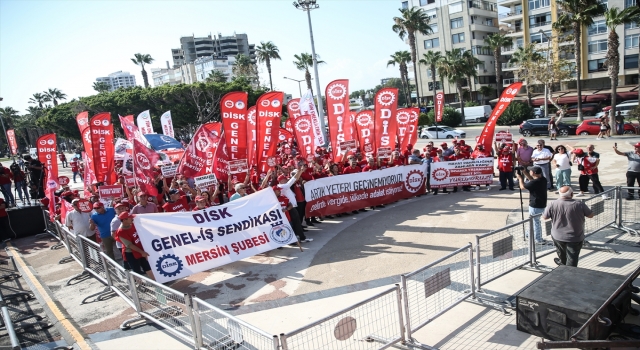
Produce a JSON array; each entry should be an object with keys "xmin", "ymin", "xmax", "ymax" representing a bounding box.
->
[
  {"xmin": 293, "ymin": 0, "xmax": 327, "ymax": 135},
  {"xmin": 283, "ymin": 76, "xmax": 311, "ymax": 98}
]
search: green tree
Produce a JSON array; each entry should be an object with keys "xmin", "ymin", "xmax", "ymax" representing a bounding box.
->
[
  {"xmin": 437, "ymin": 49, "xmax": 472, "ymax": 126},
  {"xmin": 605, "ymin": 6, "xmax": 640, "ymax": 134},
  {"xmin": 419, "ymin": 51, "xmax": 443, "ymax": 105},
  {"xmin": 93, "ymin": 81, "xmax": 111, "ymax": 93},
  {"xmin": 426, "ymin": 106, "xmax": 462, "ymax": 127},
  {"xmin": 498, "ymin": 102, "xmax": 534, "ymax": 125},
  {"xmin": 233, "ymin": 54, "xmax": 258, "ymax": 84},
  {"xmin": 387, "ymin": 51, "xmax": 412, "ymax": 107},
  {"xmin": 462, "ymin": 50, "xmax": 481, "ymax": 101},
  {"xmin": 44, "ymin": 88, "xmax": 67, "ymax": 106},
  {"xmin": 553, "ymin": 0, "xmax": 606, "ymax": 120},
  {"xmin": 293, "ymin": 53, "xmax": 325, "ymax": 92},
  {"xmin": 484, "ymin": 33, "xmax": 512, "ymax": 97},
  {"xmin": 255, "ymin": 41, "xmax": 281, "ymax": 91},
  {"xmin": 29, "ymin": 93, "xmax": 48, "ymax": 108},
  {"xmin": 131, "ymin": 53, "xmax": 155, "ymax": 88},
  {"xmin": 392, "ymin": 7, "xmax": 433, "ymax": 108},
  {"xmin": 478, "ymin": 86, "xmax": 496, "ymax": 104},
  {"xmin": 510, "ymin": 44, "xmax": 543, "ymax": 106},
  {"xmin": 206, "ymin": 70, "xmax": 227, "ymax": 83}
]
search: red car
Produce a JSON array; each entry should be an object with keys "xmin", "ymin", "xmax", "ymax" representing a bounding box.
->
[{"xmin": 576, "ymin": 120, "xmax": 637, "ymax": 135}]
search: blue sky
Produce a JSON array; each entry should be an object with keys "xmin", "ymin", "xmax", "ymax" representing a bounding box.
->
[{"xmin": 0, "ymin": 0, "xmax": 410, "ymax": 114}]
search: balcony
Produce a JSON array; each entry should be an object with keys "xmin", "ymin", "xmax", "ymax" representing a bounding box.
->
[
  {"xmin": 469, "ymin": 0, "xmax": 497, "ymax": 11},
  {"xmin": 503, "ymin": 78, "xmax": 520, "ymax": 85},
  {"xmin": 470, "ymin": 22, "xmax": 499, "ymax": 32},
  {"xmin": 498, "ymin": 9, "xmax": 523, "ymax": 21},
  {"xmin": 529, "ymin": 21, "xmax": 551, "ymax": 29},
  {"xmin": 498, "ymin": 0, "xmax": 523, "ymax": 6},
  {"xmin": 502, "ymin": 62, "xmax": 519, "ymax": 70},
  {"xmin": 505, "ymin": 27, "xmax": 524, "ymax": 37}
]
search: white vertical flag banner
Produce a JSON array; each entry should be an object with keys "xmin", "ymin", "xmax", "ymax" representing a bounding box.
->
[
  {"xmin": 134, "ymin": 188, "xmax": 296, "ymax": 283},
  {"xmin": 299, "ymin": 89, "xmax": 326, "ymax": 147},
  {"xmin": 137, "ymin": 110, "xmax": 155, "ymax": 135},
  {"xmin": 160, "ymin": 111, "xmax": 174, "ymax": 138}
]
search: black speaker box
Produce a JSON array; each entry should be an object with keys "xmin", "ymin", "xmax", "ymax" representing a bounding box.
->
[
  {"xmin": 6, "ymin": 206, "xmax": 46, "ymax": 238},
  {"xmin": 517, "ymin": 265, "xmax": 631, "ymax": 341}
]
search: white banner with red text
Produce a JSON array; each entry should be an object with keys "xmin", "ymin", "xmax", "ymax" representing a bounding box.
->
[
  {"xmin": 304, "ymin": 164, "xmax": 428, "ymax": 217},
  {"xmin": 134, "ymin": 188, "xmax": 296, "ymax": 283},
  {"xmin": 429, "ymin": 158, "xmax": 494, "ymax": 188}
]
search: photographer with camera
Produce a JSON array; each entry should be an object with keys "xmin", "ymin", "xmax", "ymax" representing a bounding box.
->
[
  {"xmin": 23, "ymin": 155, "xmax": 44, "ymax": 199},
  {"xmin": 516, "ymin": 165, "xmax": 548, "ymax": 243},
  {"xmin": 9, "ymin": 163, "xmax": 30, "ymax": 206},
  {"xmin": 0, "ymin": 164, "xmax": 14, "ymax": 207}
]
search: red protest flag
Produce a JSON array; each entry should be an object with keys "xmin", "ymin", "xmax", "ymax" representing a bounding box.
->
[
  {"xmin": 90, "ymin": 112, "xmax": 115, "ymax": 184},
  {"xmin": 82, "ymin": 151, "xmax": 96, "ymax": 195},
  {"xmin": 246, "ymin": 106, "xmax": 257, "ymax": 169},
  {"xmin": 354, "ymin": 110, "xmax": 375, "ymax": 155},
  {"xmin": 286, "ymin": 98, "xmax": 301, "ymax": 120},
  {"xmin": 325, "ymin": 79, "xmax": 353, "ymax": 162},
  {"xmin": 221, "ymin": 92, "xmax": 249, "ymax": 163},
  {"xmin": 293, "ymin": 114, "xmax": 315, "ymax": 160},
  {"xmin": 44, "ymin": 165, "xmax": 58, "ymax": 222},
  {"xmin": 435, "ymin": 92, "xmax": 445, "ymax": 123},
  {"xmin": 177, "ymin": 122, "xmax": 221, "ymax": 178},
  {"xmin": 213, "ymin": 131, "xmax": 230, "ymax": 184},
  {"xmin": 476, "ymin": 82, "xmax": 523, "ymax": 151},
  {"xmin": 133, "ymin": 139, "xmax": 160, "ymax": 196},
  {"xmin": 6, "ymin": 129, "xmax": 18, "ymax": 155},
  {"xmin": 37, "ymin": 133, "xmax": 58, "ymax": 180},
  {"xmin": 119, "ymin": 114, "xmax": 142, "ymax": 142},
  {"xmin": 255, "ymin": 91, "xmax": 284, "ymax": 174},
  {"xmin": 398, "ymin": 107, "xmax": 420, "ymax": 151},
  {"xmin": 373, "ymin": 88, "xmax": 399, "ymax": 155},
  {"xmin": 76, "ymin": 111, "xmax": 89, "ymax": 133},
  {"xmin": 279, "ymin": 128, "xmax": 293, "ymax": 143}
]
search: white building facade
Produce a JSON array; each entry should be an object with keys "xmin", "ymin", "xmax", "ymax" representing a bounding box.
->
[{"xmin": 95, "ymin": 71, "xmax": 137, "ymax": 91}]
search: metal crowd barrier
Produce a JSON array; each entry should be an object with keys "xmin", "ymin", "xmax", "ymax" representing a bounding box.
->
[
  {"xmin": 582, "ymin": 187, "xmax": 618, "ymax": 239},
  {"xmin": 41, "ymin": 210, "xmax": 64, "ymax": 250},
  {"xmin": 619, "ymin": 186, "xmax": 640, "ymax": 234},
  {"xmin": 279, "ymin": 285, "xmax": 405, "ymax": 350},
  {"xmin": 400, "ymin": 244, "xmax": 474, "ymax": 342},
  {"xmin": 192, "ymin": 297, "xmax": 279, "ymax": 350}
]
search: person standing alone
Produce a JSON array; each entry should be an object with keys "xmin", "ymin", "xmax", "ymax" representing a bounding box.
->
[{"xmin": 516, "ymin": 166, "xmax": 548, "ymax": 243}]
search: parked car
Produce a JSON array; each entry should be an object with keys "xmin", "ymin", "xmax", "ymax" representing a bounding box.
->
[
  {"xmin": 456, "ymin": 105, "xmax": 492, "ymax": 123},
  {"xmin": 519, "ymin": 118, "xmax": 578, "ymax": 137},
  {"xmin": 533, "ymin": 107, "xmax": 544, "ymax": 118},
  {"xmin": 556, "ymin": 103, "xmax": 600, "ymax": 117},
  {"xmin": 576, "ymin": 120, "xmax": 637, "ymax": 135},
  {"xmin": 594, "ymin": 101, "xmax": 638, "ymax": 119},
  {"xmin": 420, "ymin": 125, "xmax": 466, "ymax": 139}
]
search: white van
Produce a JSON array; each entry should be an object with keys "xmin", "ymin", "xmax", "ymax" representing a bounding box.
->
[
  {"xmin": 614, "ymin": 101, "xmax": 638, "ymax": 116},
  {"xmin": 456, "ymin": 105, "xmax": 492, "ymax": 123}
]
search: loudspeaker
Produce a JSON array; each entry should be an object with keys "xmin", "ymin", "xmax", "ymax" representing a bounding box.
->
[
  {"xmin": 517, "ymin": 265, "xmax": 631, "ymax": 341},
  {"xmin": 6, "ymin": 206, "xmax": 46, "ymax": 238}
]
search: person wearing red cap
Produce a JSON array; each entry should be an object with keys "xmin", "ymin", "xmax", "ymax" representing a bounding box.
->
[
  {"xmin": 115, "ymin": 212, "xmax": 154, "ymax": 279},
  {"xmin": 273, "ymin": 186, "xmax": 292, "ymax": 222},
  {"xmin": 192, "ymin": 196, "xmax": 209, "ymax": 210},
  {"xmin": 614, "ymin": 142, "xmax": 640, "ymax": 200},
  {"xmin": 89, "ymin": 202, "xmax": 117, "ymax": 260},
  {"xmin": 8, "ymin": 163, "xmax": 29, "ymax": 206},
  {"xmin": 572, "ymin": 148, "xmax": 604, "ymax": 198},
  {"xmin": 495, "ymin": 142, "xmax": 515, "ymax": 191}
]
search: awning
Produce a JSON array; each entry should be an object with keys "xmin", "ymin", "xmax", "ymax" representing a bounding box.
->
[{"xmin": 585, "ymin": 94, "xmax": 609, "ymax": 103}]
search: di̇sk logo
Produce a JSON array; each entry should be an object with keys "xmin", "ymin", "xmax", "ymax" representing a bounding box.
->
[
  {"xmin": 409, "ymin": 110, "xmax": 419, "ymax": 123},
  {"xmin": 84, "ymin": 130, "xmax": 91, "ymax": 143},
  {"xmin": 47, "ymin": 139, "xmax": 54, "ymax": 145},
  {"xmin": 155, "ymin": 254, "xmax": 184, "ymax": 278},
  {"xmin": 260, "ymin": 99, "xmax": 271, "ymax": 107},
  {"xmin": 404, "ymin": 169, "xmax": 424, "ymax": 193},
  {"xmin": 47, "ymin": 179, "xmax": 58, "ymax": 189},
  {"xmin": 271, "ymin": 99, "xmax": 281, "ymax": 108},
  {"xmin": 78, "ymin": 119, "xmax": 87, "ymax": 125},
  {"xmin": 269, "ymin": 224, "xmax": 294, "ymax": 244},
  {"xmin": 506, "ymin": 88, "xmax": 516, "ymax": 95},
  {"xmin": 160, "ymin": 135, "xmax": 173, "ymax": 143},
  {"xmin": 356, "ymin": 113, "xmax": 373, "ymax": 127},
  {"xmin": 102, "ymin": 119, "xmax": 110, "ymax": 127},
  {"xmin": 248, "ymin": 110, "xmax": 256, "ymax": 125},
  {"xmin": 39, "ymin": 140, "xmax": 47, "ymax": 146},
  {"xmin": 327, "ymin": 83, "xmax": 347, "ymax": 100},
  {"xmin": 224, "ymin": 100, "xmax": 234, "ymax": 108},
  {"xmin": 377, "ymin": 91, "xmax": 395, "ymax": 106},
  {"xmin": 288, "ymin": 101, "xmax": 299, "ymax": 111},
  {"xmin": 93, "ymin": 119, "xmax": 103, "ymax": 126},
  {"xmin": 432, "ymin": 167, "xmax": 449, "ymax": 181},
  {"xmin": 136, "ymin": 153, "xmax": 151, "ymax": 170},
  {"xmin": 396, "ymin": 111, "xmax": 410, "ymax": 125},
  {"xmin": 295, "ymin": 119, "xmax": 311, "ymax": 133},
  {"xmin": 235, "ymin": 100, "xmax": 245, "ymax": 109}
]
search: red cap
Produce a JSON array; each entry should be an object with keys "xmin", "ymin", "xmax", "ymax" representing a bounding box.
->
[
  {"xmin": 272, "ymin": 185, "xmax": 280, "ymax": 191},
  {"xmin": 118, "ymin": 212, "xmax": 135, "ymax": 221},
  {"xmin": 93, "ymin": 202, "xmax": 104, "ymax": 209},
  {"xmin": 441, "ymin": 142, "xmax": 447, "ymax": 147},
  {"xmin": 114, "ymin": 203, "xmax": 128, "ymax": 209},
  {"xmin": 61, "ymin": 191, "xmax": 73, "ymax": 197},
  {"xmin": 573, "ymin": 148, "xmax": 585, "ymax": 155},
  {"xmin": 277, "ymin": 175, "xmax": 287, "ymax": 182},
  {"xmin": 635, "ymin": 143, "xmax": 640, "ymax": 148},
  {"xmin": 194, "ymin": 195, "xmax": 205, "ymax": 201},
  {"xmin": 452, "ymin": 140, "xmax": 458, "ymax": 144},
  {"xmin": 459, "ymin": 140, "xmax": 466, "ymax": 145}
]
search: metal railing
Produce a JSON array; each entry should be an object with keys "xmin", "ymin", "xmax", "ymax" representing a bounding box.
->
[
  {"xmin": 401, "ymin": 244, "xmax": 474, "ymax": 341},
  {"xmin": 279, "ymin": 285, "xmax": 405, "ymax": 350},
  {"xmin": 583, "ymin": 187, "xmax": 618, "ymax": 238}
]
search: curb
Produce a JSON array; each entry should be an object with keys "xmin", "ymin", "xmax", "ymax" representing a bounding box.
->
[{"xmin": 5, "ymin": 243, "xmax": 99, "ymax": 350}]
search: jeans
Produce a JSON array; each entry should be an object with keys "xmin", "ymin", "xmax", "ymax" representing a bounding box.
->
[
  {"xmin": 529, "ymin": 206, "xmax": 545, "ymax": 242},
  {"xmin": 499, "ymin": 171, "xmax": 514, "ymax": 190},
  {"xmin": 552, "ymin": 238, "xmax": 583, "ymax": 267},
  {"xmin": 555, "ymin": 169, "xmax": 571, "ymax": 189},
  {"xmin": 73, "ymin": 172, "xmax": 83, "ymax": 182},
  {"xmin": 627, "ymin": 171, "xmax": 640, "ymax": 197},
  {"xmin": 536, "ymin": 163, "xmax": 552, "ymax": 189},
  {"xmin": 0, "ymin": 184, "xmax": 14, "ymax": 205},
  {"xmin": 617, "ymin": 123, "xmax": 624, "ymax": 135},
  {"xmin": 101, "ymin": 236, "xmax": 116, "ymax": 261},
  {"xmin": 14, "ymin": 181, "xmax": 29, "ymax": 202}
]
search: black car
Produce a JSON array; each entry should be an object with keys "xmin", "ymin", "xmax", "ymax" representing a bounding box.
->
[{"xmin": 519, "ymin": 118, "xmax": 577, "ymax": 137}]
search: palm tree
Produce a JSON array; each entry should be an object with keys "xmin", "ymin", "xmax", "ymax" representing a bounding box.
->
[
  {"xmin": 510, "ymin": 44, "xmax": 543, "ymax": 106},
  {"xmin": 419, "ymin": 51, "xmax": 443, "ymax": 105},
  {"xmin": 462, "ymin": 50, "xmax": 482, "ymax": 102},
  {"xmin": 387, "ymin": 51, "xmax": 412, "ymax": 106},
  {"xmin": 605, "ymin": 7, "xmax": 640, "ymax": 133},
  {"xmin": 293, "ymin": 53, "xmax": 326, "ymax": 92},
  {"xmin": 93, "ymin": 81, "xmax": 111, "ymax": 93},
  {"xmin": 131, "ymin": 53, "xmax": 154, "ymax": 88},
  {"xmin": 484, "ymin": 33, "xmax": 513, "ymax": 97},
  {"xmin": 255, "ymin": 41, "xmax": 281, "ymax": 91},
  {"xmin": 437, "ymin": 49, "xmax": 472, "ymax": 126},
  {"xmin": 44, "ymin": 88, "xmax": 67, "ymax": 106},
  {"xmin": 28, "ymin": 93, "xmax": 48, "ymax": 108},
  {"xmin": 553, "ymin": 0, "xmax": 606, "ymax": 121},
  {"xmin": 206, "ymin": 70, "xmax": 227, "ymax": 83},
  {"xmin": 232, "ymin": 54, "xmax": 259, "ymax": 84},
  {"xmin": 478, "ymin": 86, "xmax": 496, "ymax": 104},
  {"xmin": 392, "ymin": 7, "xmax": 433, "ymax": 108}
]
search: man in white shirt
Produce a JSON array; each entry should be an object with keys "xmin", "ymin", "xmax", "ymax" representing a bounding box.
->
[
  {"xmin": 531, "ymin": 141, "xmax": 554, "ymax": 191},
  {"xmin": 65, "ymin": 199, "xmax": 94, "ymax": 241},
  {"xmin": 277, "ymin": 166, "xmax": 312, "ymax": 243}
]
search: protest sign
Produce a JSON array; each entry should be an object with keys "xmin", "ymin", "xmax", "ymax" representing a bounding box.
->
[
  {"xmin": 98, "ymin": 185, "xmax": 124, "ymax": 207},
  {"xmin": 228, "ymin": 159, "xmax": 248, "ymax": 174},
  {"xmin": 76, "ymin": 199, "xmax": 92, "ymax": 213},
  {"xmin": 429, "ymin": 158, "xmax": 494, "ymax": 188},
  {"xmin": 339, "ymin": 140, "xmax": 357, "ymax": 152},
  {"xmin": 377, "ymin": 147, "xmax": 392, "ymax": 159},
  {"xmin": 495, "ymin": 131, "xmax": 513, "ymax": 144},
  {"xmin": 58, "ymin": 176, "xmax": 70, "ymax": 186},
  {"xmin": 194, "ymin": 174, "xmax": 218, "ymax": 189},
  {"xmin": 161, "ymin": 164, "xmax": 178, "ymax": 178},
  {"xmin": 134, "ymin": 188, "xmax": 296, "ymax": 283},
  {"xmin": 304, "ymin": 163, "xmax": 428, "ymax": 217}
]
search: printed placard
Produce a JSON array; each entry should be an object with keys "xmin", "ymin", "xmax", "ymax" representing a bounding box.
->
[
  {"xmin": 76, "ymin": 199, "xmax": 92, "ymax": 213},
  {"xmin": 161, "ymin": 164, "xmax": 179, "ymax": 178},
  {"xmin": 495, "ymin": 131, "xmax": 513, "ymax": 144},
  {"xmin": 58, "ymin": 176, "xmax": 70, "ymax": 186},
  {"xmin": 228, "ymin": 159, "xmax": 248, "ymax": 174},
  {"xmin": 377, "ymin": 147, "xmax": 392, "ymax": 159},
  {"xmin": 339, "ymin": 140, "xmax": 357, "ymax": 151},
  {"xmin": 98, "ymin": 185, "xmax": 124, "ymax": 207},
  {"xmin": 194, "ymin": 174, "xmax": 218, "ymax": 189}
]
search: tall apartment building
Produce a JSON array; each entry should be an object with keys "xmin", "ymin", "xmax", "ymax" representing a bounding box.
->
[
  {"xmin": 95, "ymin": 71, "xmax": 137, "ymax": 91},
  {"xmin": 401, "ymin": 0, "xmax": 500, "ymax": 104},
  {"xmin": 500, "ymin": 0, "xmax": 639, "ymax": 90},
  {"xmin": 171, "ymin": 33, "xmax": 256, "ymax": 68},
  {"xmin": 193, "ymin": 56, "xmax": 236, "ymax": 82}
]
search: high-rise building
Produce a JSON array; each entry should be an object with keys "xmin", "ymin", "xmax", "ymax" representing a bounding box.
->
[
  {"xmin": 95, "ymin": 71, "xmax": 137, "ymax": 91},
  {"xmin": 171, "ymin": 33, "xmax": 256, "ymax": 68},
  {"xmin": 193, "ymin": 56, "xmax": 236, "ymax": 82},
  {"xmin": 401, "ymin": 0, "xmax": 500, "ymax": 104}
]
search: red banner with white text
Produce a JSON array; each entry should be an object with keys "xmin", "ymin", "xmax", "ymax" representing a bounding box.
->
[
  {"xmin": 476, "ymin": 82, "xmax": 523, "ymax": 151},
  {"xmin": 37, "ymin": 133, "xmax": 58, "ymax": 180},
  {"xmin": 284, "ymin": 118, "xmax": 294, "ymax": 136},
  {"xmin": 293, "ymin": 114, "xmax": 315, "ymax": 160},
  {"xmin": 45, "ymin": 163, "xmax": 58, "ymax": 222},
  {"xmin": 82, "ymin": 151, "xmax": 96, "ymax": 195},
  {"xmin": 354, "ymin": 110, "xmax": 375, "ymax": 155},
  {"xmin": 119, "ymin": 114, "xmax": 142, "ymax": 142},
  {"xmin": 246, "ymin": 106, "xmax": 257, "ymax": 169},
  {"xmin": 6, "ymin": 129, "xmax": 18, "ymax": 155},
  {"xmin": 221, "ymin": 92, "xmax": 248, "ymax": 166},
  {"xmin": 214, "ymin": 131, "xmax": 230, "ymax": 184},
  {"xmin": 398, "ymin": 107, "xmax": 419, "ymax": 150},
  {"xmin": 90, "ymin": 112, "xmax": 115, "ymax": 184},
  {"xmin": 435, "ymin": 92, "xmax": 444, "ymax": 123},
  {"xmin": 255, "ymin": 91, "xmax": 284, "ymax": 174},
  {"xmin": 374, "ymin": 88, "xmax": 399, "ymax": 155},
  {"xmin": 76, "ymin": 112, "xmax": 92, "ymax": 162},
  {"xmin": 429, "ymin": 158, "xmax": 494, "ymax": 188},
  {"xmin": 177, "ymin": 122, "xmax": 221, "ymax": 178},
  {"xmin": 325, "ymin": 79, "xmax": 352, "ymax": 162},
  {"xmin": 304, "ymin": 163, "xmax": 428, "ymax": 216},
  {"xmin": 76, "ymin": 111, "xmax": 89, "ymax": 133},
  {"xmin": 286, "ymin": 99, "xmax": 301, "ymax": 120},
  {"xmin": 279, "ymin": 128, "xmax": 293, "ymax": 144},
  {"xmin": 133, "ymin": 139, "xmax": 160, "ymax": 196}
]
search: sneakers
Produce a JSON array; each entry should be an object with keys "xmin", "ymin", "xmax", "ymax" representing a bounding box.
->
[
  {"xmin": 302, "ymin": 238, "xmax": 314, "ymax": 243},
  {"xmin": 575, "ymin": 192, "xmax": 584, "ymax": 197},
  {"xmin": 596, "ymin": 137, "xmax": 601, "ymax": 140},
  {"xmin": 554, "ymin": 258, "xmax": 562, "ymax": 266},
  {"xmin": 627, "ymin": 197, "xmax": 636, "ymax": 201}
]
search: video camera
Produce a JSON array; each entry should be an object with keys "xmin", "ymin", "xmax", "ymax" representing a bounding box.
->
[{"xmin": 514, "ymin": 165, "xmax": 525, "ymax": 176}]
